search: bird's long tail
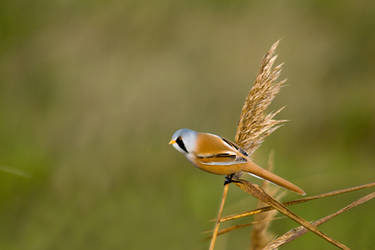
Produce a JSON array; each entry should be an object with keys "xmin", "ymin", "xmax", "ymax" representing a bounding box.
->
[{"xmin": 242, "ymin": 161, "xmax": 305, "ymax": 195}]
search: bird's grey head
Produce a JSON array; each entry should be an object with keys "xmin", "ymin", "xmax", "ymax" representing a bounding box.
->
[{"xmin": 169, "ymin": 128, "xmax": 197, "ymax": 154}]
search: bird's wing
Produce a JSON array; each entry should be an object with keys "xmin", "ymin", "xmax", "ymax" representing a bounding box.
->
[
  {"xmin": 196, "ymin": 152, "xmax": 247, "ymax": 166},
  {"xmin": 195, "ymin": 133, "xmax": 248, "ymax": 166}
]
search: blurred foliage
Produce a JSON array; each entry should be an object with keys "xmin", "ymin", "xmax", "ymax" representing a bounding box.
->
[{"xmin": 0, "ymin": 1, "xmax": 374, "ymax": 249}]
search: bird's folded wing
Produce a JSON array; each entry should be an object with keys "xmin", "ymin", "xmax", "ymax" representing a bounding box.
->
[{"xmin": 196, "ymin": 152, "xmax": 247, "ymax": 166}]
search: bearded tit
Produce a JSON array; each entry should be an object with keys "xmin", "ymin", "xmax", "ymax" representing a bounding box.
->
[{"xmin": 169, "ymin": 128, "xmax": 305, "ymax": 195}]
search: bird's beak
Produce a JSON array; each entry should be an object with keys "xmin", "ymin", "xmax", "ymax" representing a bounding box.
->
[{"xmin": 168, "ymin": 139, "xmax": 176, "ymax": 145}]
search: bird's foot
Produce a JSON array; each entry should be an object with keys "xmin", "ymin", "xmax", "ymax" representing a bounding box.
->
[{"xmin": 224, "ymin": 174, "xmax": 240, "ymax": 185}]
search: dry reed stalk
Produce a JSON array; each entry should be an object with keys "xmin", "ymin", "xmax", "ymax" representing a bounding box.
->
[
  {"xmin": 209, "ymin": 41, "xmax": 288, "ymax": 250},
  {"xmin": 220, "ymin": 182, "xmax": 375, "ymax": 223},
  {"xmin": 209, "ymin": 183, "xmax": 229, "ymax": 250},
  {"xmin": 235, "ymin": 40, "xmax": 287, "ymax": 155},
  {"xmin": 204, "ymin": 216, "xmax": 284, "ymax": 239},
  {"xmin": 250, "ymin": 152, "xmax": 285, "ymax": 250},
  {"xmin": 208, "ymin": 42, "xmax": 288, "ymax": 250},
  {"xmin": 264, "ymin": 192, "xmax": 375, "ymax": 249},
  {"xmin": 219, "ymin": 217, "xmax": 284, "ymax": 237},
  {"xmin": 234, "ymin": 180, "xmax": 349, "ymax": 249}
]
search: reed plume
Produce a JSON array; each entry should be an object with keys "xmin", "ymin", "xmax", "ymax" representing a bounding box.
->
[
  {"xmin": 235, "ymin": 40, "xmax": 287, "ymax": 155},
  {"xmin": 210, "ymin": 40, "xmax": 288, "ymax": 250}
]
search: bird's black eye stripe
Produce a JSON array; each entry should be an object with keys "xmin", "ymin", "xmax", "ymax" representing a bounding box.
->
[{"xmin": 176, "ymin": 136, "xmax": 188, "ymax": 153}]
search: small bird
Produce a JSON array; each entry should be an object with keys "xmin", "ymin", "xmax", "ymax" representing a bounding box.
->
[{"xmin": 169, "ymin": 128, "xmax": 305, "ymax": 195}]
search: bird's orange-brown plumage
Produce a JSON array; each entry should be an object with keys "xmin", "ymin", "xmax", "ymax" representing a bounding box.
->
[{"xmin": 192, "ymin": 133, "xmax": 305, "ymax": 195}]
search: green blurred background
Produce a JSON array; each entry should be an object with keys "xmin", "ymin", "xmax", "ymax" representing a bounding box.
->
[{"xmin": 0, "ymin": 1, "xmax": 374, "ymax": 249}]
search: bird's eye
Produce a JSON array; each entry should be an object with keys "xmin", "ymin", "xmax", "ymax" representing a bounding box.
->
[{"xmin": 176, "ymin": 136, "xmax": 188, "ymax": 153}]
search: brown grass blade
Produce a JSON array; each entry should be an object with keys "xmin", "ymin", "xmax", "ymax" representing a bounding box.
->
[
  {"xmin": 209, "ymin": 183, "xmax": 230, "ymax": 250},
  {"xmin": 211, "ymin": 183, "xmax": 375, "ymax": 238},
  {"xmin": 264, "ymin": 192, "xmax": 375, "ymax": 249},
  {"xmin": 235, "ymin": 40, "xmax": 287, "ymax": 155},
  {"xmin": 250, "ymin": 151, "xmax": 285, "ymax": 250},
  {"xmin": 220, "ymin": 182, "xmax": 375, "ymax": 223},
  {"xmin": 234, "ymin": 180, "xmax": 349, "ymax": 249},
  {"xmin": 204, "ymin": 216, "xmax": 285, "ymax": 239}
]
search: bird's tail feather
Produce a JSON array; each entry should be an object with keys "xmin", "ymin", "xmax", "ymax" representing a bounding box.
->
[{"xmin": 243, "ymin": 161, "xmax": 305, "ymax": 195}]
